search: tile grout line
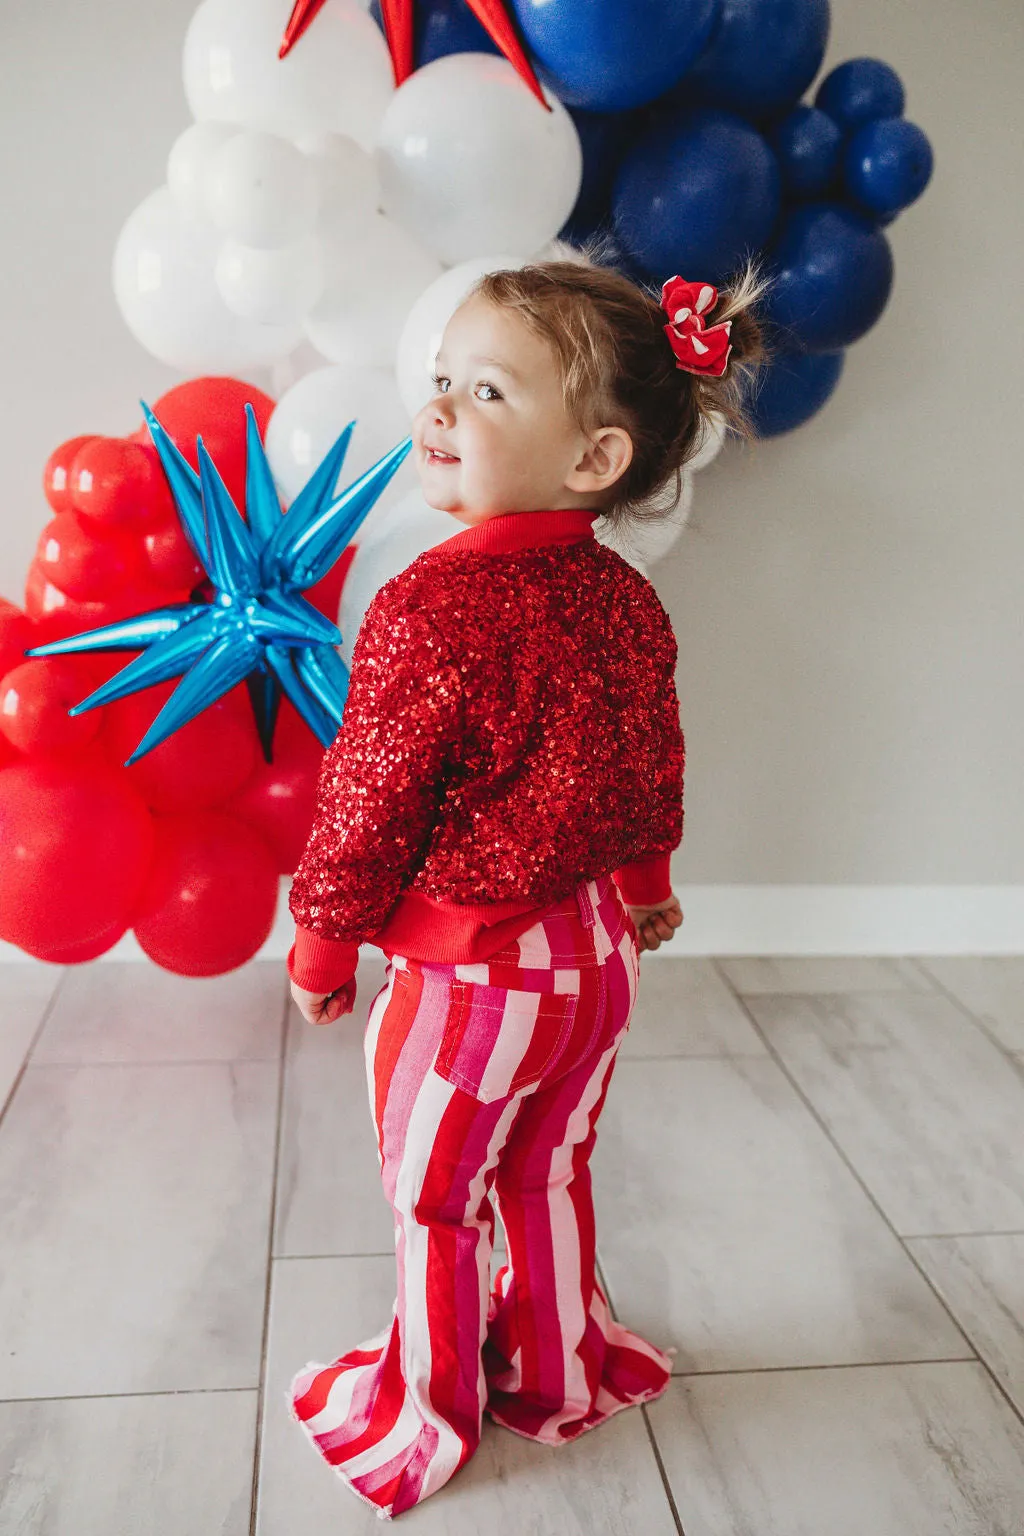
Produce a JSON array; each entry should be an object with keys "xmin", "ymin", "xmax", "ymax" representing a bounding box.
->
[
  {"xmin": 0, "ymin": 1354, "xmax": 993, "ymax": 1409},
  {"xmin": 707, "ymin": 957, "xmax": 1024, "ymax": 1437},
  {"xmin": 902, "ymin": 1229, "xmax": 1024, "ymax": 1241},
  {"xmin": 671, "ymin": 1355, "xmax": 989, "ymax": 1379},
  {"xmin": 274, "ymin": 1250, "xmax": 402, "ymax": 1261},
  {"xmin": 21, "ymin": 1056, "xmax": 285, "ymax": 1070},
  {"xmin": 248, "ymin": 979, "xmax": 291, "ymax": 1536},
  {"xmin": 0, "ymin": 1385, "xmax": 257, "ymax": 1405},
  {"xmin": 596, "ymin": 1252, "xmax": 685, "ymax": 1534},
  {"xmin": 640, "ymin": 1404, "xmax": 687, "ymax": 1536},
  {"xmin": 907, "ymin": 955, "xmax": 1024, "ymax": 1069},
  {"xmin": 0, "ymin": 969, "xmax": 69, "ymax": 1134}
]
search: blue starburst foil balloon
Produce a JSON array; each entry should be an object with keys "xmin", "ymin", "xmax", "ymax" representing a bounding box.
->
[{"xmin": 27, "ymin": 404, "xmax": 412, "ymax": 765}]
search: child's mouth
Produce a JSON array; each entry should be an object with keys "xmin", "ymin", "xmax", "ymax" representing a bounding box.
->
[{"xmin": 426, "ymin": 448, "xmax": 460, "ymax": 465}]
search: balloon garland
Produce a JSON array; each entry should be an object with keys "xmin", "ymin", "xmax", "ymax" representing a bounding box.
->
[
  {"xmin": 0, "ymin": 0, "xmax": 936, "ymax": 975},
  {"xmin": 0, "ymin": 382, "xmax": 374, "ymax": 975},
  {"xmin": 119, "ymin": 0, "xmax": 935, "ymax": 436}
]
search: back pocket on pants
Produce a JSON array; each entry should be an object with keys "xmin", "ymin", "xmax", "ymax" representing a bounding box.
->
[{"xmin": 436, "ymin": 981, "xmax": 579, "ymax": 1104}]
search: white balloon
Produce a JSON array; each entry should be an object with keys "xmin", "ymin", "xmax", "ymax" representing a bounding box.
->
[
  {"xmin": 265, "ymin": 362, "xmax": 414, "ymax": 507},
  {"xmin": 374, "ymin": 53, "xmax": 582, "ymax": 264},
  {"xmin": 112, "ymin": 186, "xmax": 303, "ymax": 371},
  {"xmin": 394, "ymin": 253, "xmax": 524, "ymax": 418},
  {"xmin": 268, "ymin": 337, "xmax": 334, "ymax": 398},
  {"xmin": 337, "ymin": 488, "xmax": 459, "ymax": 664},
  {"xmin": 204, "ymin": 131, "xmax": 318, "ymax": 248},
  {"xmin": 167, "ymin": 121, "xmax": 238, "ymax": 219},
  {"xmin": 183, "ymin": 0, "xmax": 394, "ymax": 149},
  {"xmin": 305, "ymin": 209, "xmax": 443, "ymax": 367},
  {"xmin": 215, "ymin": 236, "xmax": 325, "ymax": 325},
  {"xmin": 298, "ymin": 132, "xmax": 381, "ymax": 239},
  {"xmin": 595, "ymin": 472, "xmax": 694, "ymax": 569},
  {"xmin": 688, "ymin": 410, "xmax": 728, "ymax": 473}
]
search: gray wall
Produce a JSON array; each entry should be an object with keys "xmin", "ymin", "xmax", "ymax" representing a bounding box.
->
[
  {"xmin": 663, "ymin": 0, "xmax": 1023, "ymax": 885},
  {"xmin": 2, "ymin": 0, "xmax": 1020, "ymax": 898}
]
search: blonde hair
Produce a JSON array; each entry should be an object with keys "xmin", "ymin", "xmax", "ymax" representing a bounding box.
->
[{"xmin": 468, "ymin": 244, "xmax": 771, "ymax": 528}]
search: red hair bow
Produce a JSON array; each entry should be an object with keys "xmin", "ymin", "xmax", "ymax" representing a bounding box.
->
[{"xmin": 660, "ymin": 276, "xmax": 733, "ymax": 378}]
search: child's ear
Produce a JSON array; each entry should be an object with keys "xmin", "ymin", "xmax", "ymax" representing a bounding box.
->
[{"xmin": 565, "ymin": 426, "xmax": 634, "ymax": 495}]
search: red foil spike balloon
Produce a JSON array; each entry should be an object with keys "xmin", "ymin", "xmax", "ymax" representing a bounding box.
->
[
  {"xmin": 459, "ymin": 0, "xmax": 549, "ymax": 109},
  {"xmin": 278, "ymin": 0, "xmax": 328, "ymax": 59},
  {"xmin": 378, "ymin": 0, "xmax": 414, "ymax": 82},
  {"xmin": 279, "ymin": 0, "xmax": 550, "ymax": 110}
]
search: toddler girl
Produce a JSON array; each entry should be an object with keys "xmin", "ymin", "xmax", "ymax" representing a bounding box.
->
[{"xmin": 284, "ymin": 254, "xmax": 766, "ymax": 1520}]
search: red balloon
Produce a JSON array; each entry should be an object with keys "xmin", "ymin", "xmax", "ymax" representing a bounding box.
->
[
  {"xmin": 34, "ymin": 511, "xmax": 140, "ymax": 601},
  {"xmin": 227, "ymin": 704, "xmax": 325, "ymax": 872},
  {"xmin": 23, "ymin": 557, "xmax": 164, "ymax": 645},
  {"xmin": 68, "ymin": 437, "xmax": 174, "ymax": 528},
  {"xmin": 28, "ymin": 917, "xmax": 129, "ymax": 965},
  {"xmin": 0, "ymin": 599, "xmax": 33, "ymax": 677},
  {"xmin": 0, "ymin": 759, "xmax": 154, "ymax": 957},
  {"xmin": 0, "ymin": 657, "xmax": 101, "ymax": 755},
  {"xmin": 99, "ymin": 679, "xmax": 258, "ymax": 811},
  {"xmin": 142, "ymin": 377, "xmax": 276, "ymax": 511},
  {"xmin": 139, "ymin": 513, "xmax": 205, "ymax": 592},
  {"xmin": 132, "ymin": 810, "xmax": 279, "ymax": 975},
  {"xmin": 42, "ymin": 435, "xmax": 98, "ymax": 515},
  {"xmin": 0, "ymin": 734, "xmax": 18, "ymax": 769}
]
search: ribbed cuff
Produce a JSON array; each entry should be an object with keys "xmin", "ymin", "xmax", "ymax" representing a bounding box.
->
[
  {"xmin": 611, "ymin": 852, "xmax": 673, "ymax": 906},
  {"xmin": 287, "ymin": 926, "xmax": 361, "ymax": 993}
]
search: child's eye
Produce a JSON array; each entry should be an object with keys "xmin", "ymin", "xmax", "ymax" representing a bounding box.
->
[{"xmin": 429, "ymin": 374, "xmax": 502, "ymax": 402}]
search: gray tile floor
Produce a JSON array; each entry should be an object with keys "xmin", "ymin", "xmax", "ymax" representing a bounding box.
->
[{"xmin": 2, "ymin": 952, "xmax": 1024, "ymax": 1534}]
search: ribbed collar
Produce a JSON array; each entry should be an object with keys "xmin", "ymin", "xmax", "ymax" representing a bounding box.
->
[{"xmin": 425, "ymin": 506, "xmax": 600, "ymax": 558}]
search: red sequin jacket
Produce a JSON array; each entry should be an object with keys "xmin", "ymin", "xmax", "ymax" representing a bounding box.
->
[{"xmin": 287, "ymin": 505, "xmax": 685, "ymax": 994}]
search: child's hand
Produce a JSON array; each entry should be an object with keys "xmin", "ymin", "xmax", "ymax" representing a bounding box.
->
[
  {"xmin": 290, "ymin": 977, "xmax": 357, "ymax": 1025},
  {"xmin": 627, "ymin": 893, "xmax": 684, "ymax": 952}
]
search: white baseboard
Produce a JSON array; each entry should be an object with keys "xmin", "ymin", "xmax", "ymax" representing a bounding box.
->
[{"xmin": 2, "ymin": 883, "xmax": 1022, "ymax": 964}]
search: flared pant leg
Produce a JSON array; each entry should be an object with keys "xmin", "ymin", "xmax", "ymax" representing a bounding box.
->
[{"xmin": 287, "ymin": 957, "xmax": 519, "ymax": 1520}]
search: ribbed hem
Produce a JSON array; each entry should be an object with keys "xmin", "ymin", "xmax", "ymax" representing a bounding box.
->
[
  {"xmin": 367, "ymin": 886, "xmax": 548, "ymax": 964},
  {"xmin": 287, "ymin": 928, "xmax": 360, "ymax": 993},
  {"xmin": 611, "ymin": 852, "xmax": 673, "ymax": 905}
]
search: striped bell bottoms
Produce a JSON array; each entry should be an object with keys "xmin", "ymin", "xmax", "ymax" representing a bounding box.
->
[{"xmin": 286, "ymin": 872, "xmax": 673, "ymax": 1520}]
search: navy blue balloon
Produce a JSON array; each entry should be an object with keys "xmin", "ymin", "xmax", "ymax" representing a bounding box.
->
[
  {"xmin": 683, "ymin": 0, "xmax": 831, "ymax": 118},
  {"xmin": 748, "ymin": 347, "xmax": 845, "ymax": 435},
  {"xmin": 510, "ymin": 0, "xmax": 719, "ymax": 112},
  {"xmin": 612, "ymin": 109, "xmax": 781, "ymax": 285},
  {"xmin": 559, "ymin": 218, "xmax": 650, "ymax": 282},
  {"xmin": 561, "ymin": 107, "xmax": 635, "ymax": 232},
  {"xmin": 771, "ymin": 105, "xmax": 843, "ymax": 197},
  {"xmin": 814, "ymin": 57, "xmax": 905, "ymax": 131},
  {"xmin": 368, "ymin": 0, "xmax": 500, "ymax": 67},
  {"xmin": 844, "ymin": 117, "xmax": 934, "ymax": 216},
  {"xmin": 764, "ymin": 203, "xmax": 893, "ymax": 351}
]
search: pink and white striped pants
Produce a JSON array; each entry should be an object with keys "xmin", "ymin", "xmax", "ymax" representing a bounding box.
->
[{"xmin": 286, "ymin": 873, "xmax": 673, "ymax": 1520}]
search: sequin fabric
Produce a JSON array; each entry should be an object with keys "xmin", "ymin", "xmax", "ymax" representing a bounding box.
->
[{"xmin": 288, "ymin": 536, "xmax": 685, "ymax": 943}]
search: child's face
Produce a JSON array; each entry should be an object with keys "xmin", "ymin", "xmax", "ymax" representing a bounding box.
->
[{"xmin": 411, "ymin": 295, "xmax": 626, "ymax": 524}]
